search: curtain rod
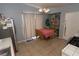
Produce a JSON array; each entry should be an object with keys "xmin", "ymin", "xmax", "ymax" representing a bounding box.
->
[
  {"xmin": 22, "ymin": 11, "xmax": 51, "ymax": 15},
  {"xmin": 22, "ymin": 11, "xmax": 42, "ymax": 15}
]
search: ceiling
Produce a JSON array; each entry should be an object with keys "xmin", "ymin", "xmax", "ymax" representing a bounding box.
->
[{"xmin": 26, "ymin": 3, "xmax": 72, "ymax": 9}]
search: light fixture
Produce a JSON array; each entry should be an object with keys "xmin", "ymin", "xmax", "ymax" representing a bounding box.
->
[
  {"xmin": 38, "ymin": 8, "xmax": 50, "ymax": 13},
  {"xmin": 39, "ymin": 8, "xmax": 43, "ymax": 12}
]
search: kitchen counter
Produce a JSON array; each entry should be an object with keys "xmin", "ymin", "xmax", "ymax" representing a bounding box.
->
[
  {"xmin": 0, "ymin": 37, "xmax": 15, "ymax": 56},
  {"xmin": 62, "ymin": 44, "xmax": 79, "ymax": 56}
]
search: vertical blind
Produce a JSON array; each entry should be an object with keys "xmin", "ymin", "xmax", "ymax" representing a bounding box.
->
[{"xmin": 22, "ymin": 13, "xmax": 44, "ymax": 40}]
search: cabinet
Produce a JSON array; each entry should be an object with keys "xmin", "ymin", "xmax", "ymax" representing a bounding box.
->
[
  {"xmin": 0, "ymin": 38, "xmax": 15, "ymax": 56},
  {"xmin": 0, "ymin": 19, "xmax": 17, "ymax": 54}
]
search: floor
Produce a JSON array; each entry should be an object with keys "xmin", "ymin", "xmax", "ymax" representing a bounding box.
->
[{"xmin": 16, "ymin": 38, "xmax": 65, "ymax": 56}]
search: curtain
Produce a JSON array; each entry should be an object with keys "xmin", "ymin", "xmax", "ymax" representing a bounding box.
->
[
  {"xmin": 22, "ymin": 13, "xmax": 43, "ymax": 40},
  {"xmin": 35, "ymin": 14, "xmax": 43, "ymax": 29}
]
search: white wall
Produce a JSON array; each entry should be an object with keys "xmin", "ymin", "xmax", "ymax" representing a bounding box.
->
[
  {"xmin": 62, "ymin": 4, "xmax": 79, "ymax": 40},
  {"xmin": 0, "ymin": 3, "xmax": 37, "ymax": 42},
  {"xmin": 64, "ymin": 12, "xmax": 79, "ymax": 40}
]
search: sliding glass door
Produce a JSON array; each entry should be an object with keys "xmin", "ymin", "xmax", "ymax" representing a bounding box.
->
[{"xmin": 22, "ymin": 13, "xmax": 44, "ymax": 40}]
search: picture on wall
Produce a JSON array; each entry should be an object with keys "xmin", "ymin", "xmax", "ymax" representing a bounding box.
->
[{"xmin": 45, "ymin": 12, "xmax": 61, "ymax": 37}]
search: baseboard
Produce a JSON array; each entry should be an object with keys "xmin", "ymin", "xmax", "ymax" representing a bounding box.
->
[
  {"xmin": 17, "ymin": 36, "xmax": 39, "ymax": 43},
  {"xmin": 17, "ymin": 39, "xmax": 27, "ymax": 43}
]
